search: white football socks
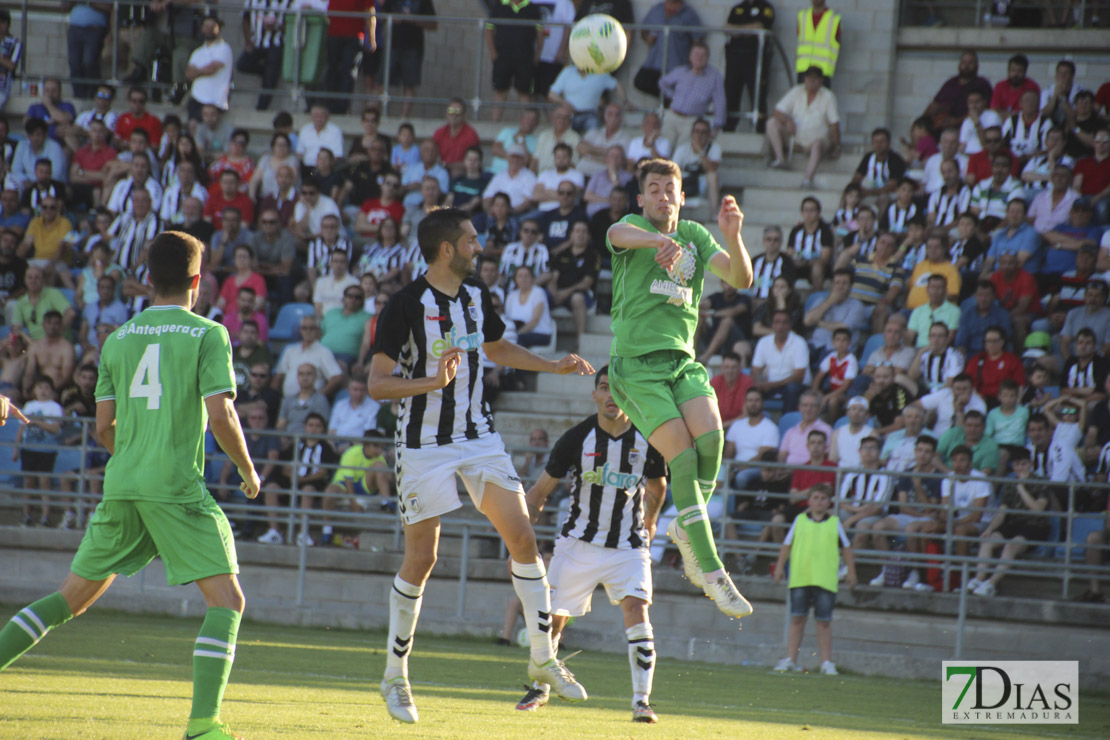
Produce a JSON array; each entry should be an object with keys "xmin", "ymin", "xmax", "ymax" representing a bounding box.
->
[
  {"xmin": 627, "ymin": 622, "xmax": 655, "ymax": 704},
  {"xmin": 510, "ymin": 559, "xmax": 554, "ymax": 666},
  {"xmin": 384, "ymin": 575, "xmax": 423, "ymax": 681}
]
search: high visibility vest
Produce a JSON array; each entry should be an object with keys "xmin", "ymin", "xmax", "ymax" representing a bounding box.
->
[{"xmin": 796, "ymin": 7, "xmax": 841, "ymax": 78}]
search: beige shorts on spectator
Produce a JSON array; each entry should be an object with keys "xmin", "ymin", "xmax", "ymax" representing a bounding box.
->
[
  {"xmin": 548, "ymin": 536, "xmax": 653, "ymax": 617},
  {"xmin": 395, "ymin": 433, "xmax": 523, "ymax": 526}
]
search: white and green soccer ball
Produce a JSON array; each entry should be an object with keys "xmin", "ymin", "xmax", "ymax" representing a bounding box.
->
[{"xmin": 569, "ymin": 14, "xmax": 627, "ymax": 75}]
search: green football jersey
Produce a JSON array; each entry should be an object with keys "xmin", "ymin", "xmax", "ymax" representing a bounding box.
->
[
  {"xmin": 605, "ymin": 213, "xmax": 725, "ymax": 358},
  {"xmin": 94, "ymin": 305, "xmax": 236, "ymax": 503}
]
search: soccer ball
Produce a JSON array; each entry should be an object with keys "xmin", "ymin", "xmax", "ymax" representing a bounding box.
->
[{"xmin": 569, "ymin": 14, "xmax": 627, "ymax": 75}]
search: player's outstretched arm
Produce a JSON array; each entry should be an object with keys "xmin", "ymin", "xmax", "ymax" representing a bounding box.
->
[
  {"xmin": 484, "ymin": 338, "xmax": 594, "ymax": 376},
  {"xmin": 607, "ymin": 223, "xmax": 682, "ymax": 272},
  {"xmin": 205, "ymin": 392, "xmax": 261, "ymax": 499},
  {"xmin": 709, "ymin": 195, "xmax": 754, "ymax": 290},
  {"xmin": 525, "ymin": 472, "xmax": 560, "ymax": 524},
  {"xmin": 0, "ymin": 395, "xmax": 29, "ymax": 427},
  {"xmin": 367, "ymin": 347, "xmax": 463, "ymax": 400}
]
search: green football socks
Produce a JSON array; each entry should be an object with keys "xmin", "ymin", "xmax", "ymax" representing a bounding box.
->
[
  {"xmin": 188, "ymin": 607, "xmax": 242, "ymax": 726},
  {"xmin": 670, "ymin": 447, "xmax": 724, "ymax": 573},
  {"xmin": 694, "ymin": 429, "xmax": 724, "ymax": 498},
  {"xmin": 0, "ymin": 592, "xmax": 73, "ymax": 671}
]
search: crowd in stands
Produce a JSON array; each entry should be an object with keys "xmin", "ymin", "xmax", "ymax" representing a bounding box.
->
[{"xmin": 0, "ymin": 3, "xmax": 1108, "ymax": 599}]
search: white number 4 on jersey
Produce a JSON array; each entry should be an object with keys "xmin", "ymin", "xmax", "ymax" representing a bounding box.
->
[{"xmin": 129, "ymin": 344, "xmax": 163, "ymax": 410}]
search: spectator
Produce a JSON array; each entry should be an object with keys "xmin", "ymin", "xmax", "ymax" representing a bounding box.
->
[
  {"xmin": 0, "ymin": 9, "xmax": 22, "ymax": 110},
  {"xmin": 322, "ymin": 0, "xmax": 374, "ymax": 115},
  {"xmin": 846, "ymin": 232, "xmax": 904, "ymax": 334},
  {"xmin": 1042, "ymin": 198, "xmax": 1100, "ymax": 286},
  {"xmin": 766, "ymin": 66, "xmax": 841, "ymax": 189},
  {"xmin": 108, "ymin": 188, "xmax": 160, "ymax": 274},
  {"xmin": 723, "ymin": 0, "xmax": 775, "ymax": 133},
  {"xmin": 273, "ymin": 315, "xmax": 346, "ymax": 398},
  {"xmin": 751, "ymin": 274, "xmax": 803, "ymax": 339},
  {"xmin": 697, "ymin": 282, "xmax": 752, "ymax": 364},
  {"xmin": 483, "ymin": 145, "xmax": 538, "ymax": 215},
  {"xmin": 378, "ymin": 0, "xmax": 437, "ymax": 118},
  {"xmin": 433, "ymin": 98, "xmax": 481, "ymax": 178},
  {"xmin": 358, "ymin": 217, "xmax": 405, "ymax": 289},
  {"xmin": 909, "ymin": 323, "xmax": 964, "ymax": 396},
  {"xmin": 812, "ymin": 327, "xmax": 856, "ymax": 419},
  {"xmin": 921, "ymin": 127, "xmax": 968, "ymax": 195},
  {"xmin": 576, "ymin": 103, "xmax": 629, "ymax": 179},
  {"xmin": 634, "ymin": 0, "xmax": 704, "ymax": 97},
  {"xmin": 256, "ymin": 165, "xmax": 299, "ymax": 229},
  {"xmin": 0, "ymin": 226, "xmax": 27, "ymax": 312},
  {"xmin": 880, "ymin": 179, "xmax": 918, "ymax": 237},
  {"xmin": 223, "ymin": 286, "xmax": 270, "ymax": 347},
  {"xmin": 15, "ymin": 375, "xmax": 63, "ymax": 527},
  {"xmin": 399, "ymin": 140, "xmax": 449, "ymax": 212},
  {"xmin": 727, "ymin": 449, "xmax": 789, "ymax": 545},
  {"xmin": 804, "ymin": 267, "xmax": 866, "ymax": 357},
  {"xmin": 237, "ymin": 0, "xmax": 287, "ymax": 111},
  {"xmin": 1061, "ymin": 327, "xmax": 1107, "ymax": 403},
  {"xmin": 314, "ymin": 249, "xmax": 360, "ymax": 319},
  {"xmin": 838, "ymin": 435, "xmax": 893, "ymax": 552},
  {"xmin": 966, "ymin": 448, "xmax": 1050, "ymax": 598},
  {"xmin": 1029, "ymin": 164, "xmax": 1080, "ymax": 238},
  {"xmin": 829, "ymin": 397, "xmax": 875, "ymax": 468},
  {"xmin": 184, "ymin": 15, "xmax": 233, "ymax": 124},
  {"xmin": 532, "ymin": 104, "xmax": 581, "ymax": 175},
  {"xmin": 926, "ymin": 162, "xmax": 971, "ymax": 232},
  {"xmin": 709, "ymin": 351, "xmax": 753, "ymax": 429},
  {"xmin": 958, "ymin": 90, "xmax": 1001, "ymax": 156},
  {"xmin": 1040, "ymin": 59, "xmax": 1083, "ymax": 128},
  {"xmin": 208, "ymin": 129, "xmax": 255, "ymax": 190},
  {"xmin": 26, "ymin": 77, "xmax": 77, "ymax": 143},
  {"xmin": 355, "ymin": 174, "xmax": 405, "ymax": 240},
  {"xmin": 22, "ymin": 309, "xmax": 75, "ymax": 398},
  {"xmin": 870, "ymin": 434, "xmax": 945, "ymax": 589},
  {"xmin": 106, "ymin": 155, "xmax": 163, "ymax": 216},
  {"xmin": 279, "ymin": 411, "xmax": 339, "ymax": 546},
  {"xmin": 906, "ymin": 274, "xmax": 959, "ymax": 348},
  {"xmin": 625, "ymin": 112, "xmax": 671, "ymax": 171},
  {"xmin": 159, "ymin": 160, "xmax": 207, "ymax": 225},
  {"xmin": 785, "ymin": 196, "xmax": 834, "ymax": 290},
  {"xmin": 787, "ymin": 430, "xmax": 837, "ymax": 510},
  {"xmin": 922, "ymin": 49, "xmax": 992, "ymax": 131},
  {"xmin": 446, "ymin": 147, "xmax": 492, "ymax": 215},
  {"xmin": 921, "ymin": 372, "xmax": 987, "ymax": 438},
  {"xmin": 292, "ymin": 177, "xmax": 341, "ymax": 243},
  {"xmin": 1061, "ymin": 279, "xmax": 1110, "ymax": 358},
  {"xmin": 533, "ymin": 143, "xmax": 585, "ymax": 214},
  {"xmin": 11, "ymin": 119, "xmax": 68, "ymax": 192},
  {"xmin": 485, "ymin": 0, "xmax": 542, "ymax": 121},
  {"xmin": 69, "ymin": 119, "xmax": 117, "ymax": 210},
  {"xmin": 1002, "ymin": 90, "xmax": 1050, "ymax": 162},
  {"xmin": 548, "ymin": 221, "xmax": 598, "ymax": 345},
  {"xmin": 750, "ymin": 226, "xmax": 795, "ymax": 303},
  {"xmin": 177, "ymin": 196, "xmax": 215, "ymax": 246},
  {"xmin": 236, "ymin": 362, "xmax": 280, "ymax": 425},
  {"xmin": 724, "ymin": 388, "xmax": 780, "ymax": 491},
  {"xmin": 1052, "ymin": 242, "xmax": 1098, "ymax": 314},
  {"xmin": 1073, "ymin": 128, "xmax": 1110, "ymax": 224},
  {"xmin": 402, "ymin": 176, "xmax": 444, "ymax": 245},
  {"xmin": 991, "ymin": 53, "xmax": 1040, "ymax": 115},
  {"xmin": 985, "ymin": 379, "xmax": 1029, "ymax": 458},
  {"xmin": 20, "ymin": 159, "xmax": 68, "ymax": 216},
  {"xmin": 210, "ymin": 206, "xmax": 252, "ymax": 270},
  {"xmin": 1070, "ymin": 91, "xmax": 1106, "ymax": 161},
  {"xmin": 1021, "ymin": 127, "xmax": 1073, "ymax": 195},
  {"xmin": 982, "ymin": 194, "xmax": 1035, "ymax": 269},
  {"xmin": 505, "ymin": 265, "xmax": 554, "ymax": 348},
  {"xmin": 518, "ymin": 428, "xmax": 551, "ymax": 486},
  {"xmin": 321, "ymin": 282, "xmax": 370, "ymax": 366},
  {"xmin": 964, "ymin": 326, "xmax": 1025, "ymax": 404},
  {"xmin": 751, "ymin": 308, "xmax": 809, "ymax": 412},
  {"xmin": 583, "ymin": 145, "xmax": 632, "ymax": 218},
  {"xmin": 0, "ymin": 189, "xmax": 30, "ymax": 236},
  {"xmin": 204, "ymin": 170, "xmax": 254, "ymax": 229},
  {"xmin": 865, "ymin": 363, "xmax": 911, "ymax": 435},
  {"xmin": 956, "ymin": 280, "xmax": 1012, "ymax": 357},
  {"xmin": 905, "ymin": 236, "xmax": 960, "ymax": 310},
  {"xmin": 328, "ymin": 374, "xmax": 381, "ymax": 446},
  {"xmin": 306, "ymin": 213, "xmax": 352, "ymax": 284},
  {"xmin": 18, "ymin": 197, "xmax": 73, "ymax": 288},
  {"xmin": 672, "ymin": 118, "xmax": 722, "ymax": 209},
  {"xmin": 850, "ymin": 317, "xmax": 915, "ymax": 396},
  {"xmin": 218, "ymin": 244, "xmax": 267, "ymax": 313},
  {"xmin": 939, "ymin": 445, "xmax": 993, "ymax": 559},
  {"xmin": 588, "ymin": 186, "xmax": 629, "ymax": 257},
  {"xmin": 772, "ymin": 483, "xmax": 855, "ymax": 676},
  {"xmin": 548, "ymin": 66, "xmax": 620, "ymax": 135},
  {"xmin": 851, "ymin": 128, "xmax": 907, "ymax": 205},
  {"xmin": 659, "ymin": 41, "xmax": 727, "ymax": 147},
  {"xmin": 296, "ymin": 105, "xmax": 345, "ymax": 170},
  {"xmin": 491, "ymin": 108, "xmax": 541, "ymax": 175},
  {"xmin": 325, "ymin": 431, "xmax": 393, "ymax": 515}
]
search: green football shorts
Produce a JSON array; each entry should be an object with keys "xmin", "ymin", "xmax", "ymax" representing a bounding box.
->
[
  {"xmin": 609, "ymin": 350, "xmax": 716, "ymax": 438},
  {"xmin": 70, "ymin": 494, "xmax": 239, "ymax": 586}
]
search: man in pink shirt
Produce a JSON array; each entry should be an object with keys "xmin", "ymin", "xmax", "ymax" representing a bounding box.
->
[{"xmin": 777, "ymin": 389, "xmax": 833, "ymax": 465}]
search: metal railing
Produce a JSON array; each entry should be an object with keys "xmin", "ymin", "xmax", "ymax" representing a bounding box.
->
[
  {"xmin": 899, "ymin": 0, "xmax": 1100, "ymax": 28},
  {"xmin": 16, "ymin": 0, "xmax": 792, "ymax": 129},
  {"xmin": 1, "ymin": 417, "xmax": 1108, "ymax": 652}
]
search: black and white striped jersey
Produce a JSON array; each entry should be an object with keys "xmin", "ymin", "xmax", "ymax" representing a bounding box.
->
[
  {"xmin": 838, "ymin": 470, "xmax": 893, "ymax": 510},
  {"xmin": 307, "ymin": 235, "xmax": 354, "ymax": 276},
  {"xmin": 372, "ymin": 276, "xmax": 505, "ymax": 449},
  {"xmin": 927, "ymin": 185, "xmax": 971, "ymax": 228},
  {"xmin": 110, "ymin": 211, "xmax": 161, "ymax": 271},
  {"xmin": 918, "ymin": 346, "xmax": 965, "ymax": 392},
  {"xmin": 881, "ymin": 201, "xmax": 919, "ymax": 234},
  {"xmin": 546, "ymin": 416, "xmax": 666, "ymax": 550},
  {"xmin": 244, "ymin": 0, "xmax": 291, "ymax": 48}
]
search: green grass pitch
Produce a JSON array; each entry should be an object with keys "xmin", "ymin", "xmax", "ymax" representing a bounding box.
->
[{"xmin": 0, "ymin": 610, "xmax": 1106, "ymax": 739}]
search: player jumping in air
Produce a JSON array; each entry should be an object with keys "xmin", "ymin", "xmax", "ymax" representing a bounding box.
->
[
  {"xmin": 0, "ymin": 232, "xmax": 261, "ymax": 740},
  {"xmin": 606, "ymin": 159, "xmax": 755, "ymax": 618},
  {"xmin": 520, "ymin": 365, "xmax": 667, "ymax": 723},
  {"xmin": 368, "ymin": 207, "xmax": 594, "ymax": 724}
]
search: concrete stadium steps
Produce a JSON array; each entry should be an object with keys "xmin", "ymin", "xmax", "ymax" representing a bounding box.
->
[
  {"xmin": 493, "ymin": 410, "xmax": 581, "ymax": 446},
  {"xmin": 495, "ymin": 391, "xmax": 596, "ymax": 419}
]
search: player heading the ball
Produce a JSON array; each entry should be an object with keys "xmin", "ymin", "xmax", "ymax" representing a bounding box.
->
[{"xmin": 605, "ymin": 159, "xmax": 755, "ymax": 619}]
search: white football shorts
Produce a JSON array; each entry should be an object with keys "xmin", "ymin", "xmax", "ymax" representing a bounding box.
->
[{"xmin": 548, "ymin": 536, "xmax": 653, "ymax": 618}]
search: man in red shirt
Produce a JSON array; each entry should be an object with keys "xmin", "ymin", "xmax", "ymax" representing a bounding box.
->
[
  {"xmin": 709, "ymin": 351, "xmax": 752, "ymax": 430},
  {"xmin": 990, "ymin": 53, "xmax": 1040, "ymax": 115},
  {"xmin": 965, "ymin": 126, "xmax": 1019, "ymax": 185},
  {"xmin": 204, "ymin": 170, "xmax": 255, "ymax": 229},
  {"xmin": 989, "ymin": 251, "xmax": 1041, "ymax": 349},
  {"xmin": 323, "ymin": 0, "xmax": 375, "ymax": 115},
  {"xmin": 1074, "ymin": 129, "xmax": 1110, "ymax": 223},
  {"xmin": 432, "ymin": 98, "xmax": 481, "ymax": 178},
  {"xmin": 69, "ymin": 119, "xmax": 117, "ymax": 209},
  {"xmin": 355, "ymin": 173, "xmax": 405, "ymax": 238},
  {"xmin": 965, "ymin": 325, "xmax": 1025, "ymax": 402},
  {"xmin": 113, "ymin": 86, "xmax": 162, "ymax": 148},
  {"xmin": 788, "ymin": 429, "xmax": 837, "ymax": 510}
]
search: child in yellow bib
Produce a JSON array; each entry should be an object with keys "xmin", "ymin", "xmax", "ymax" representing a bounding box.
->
[{"xmin": 772, "ymin": 484, "xmax": 857, "ymax": 675}]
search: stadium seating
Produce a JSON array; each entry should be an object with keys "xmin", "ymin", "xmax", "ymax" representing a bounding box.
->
[{"xmin": 778, "ymin": 411, "xmax": 802, "ymax": 438}]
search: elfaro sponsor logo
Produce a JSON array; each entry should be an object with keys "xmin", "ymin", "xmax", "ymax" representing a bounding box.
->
[
  {"xmin": 942, "ymin": 661, "xmax": 1077, "ymax": 724},
  {"xmin": 431, "ymin": 326, "xmax": 484, "ymax": 357},
  {"xmin": 582, "ymin": 463, "xmax": 639, "ymax": 490}
]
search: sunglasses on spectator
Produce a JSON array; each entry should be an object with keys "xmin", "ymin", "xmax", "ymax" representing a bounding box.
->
[
  {"xmin": 447, "ymin": 106, "xmax": 463, "ymax": 114},
  {"xmin": 96, "ymin": 91, "xmax": 111, "ymax": 100},
  {"xmin": 344, "ymin": 291, "xmax": 364, "ymax": 299}
]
